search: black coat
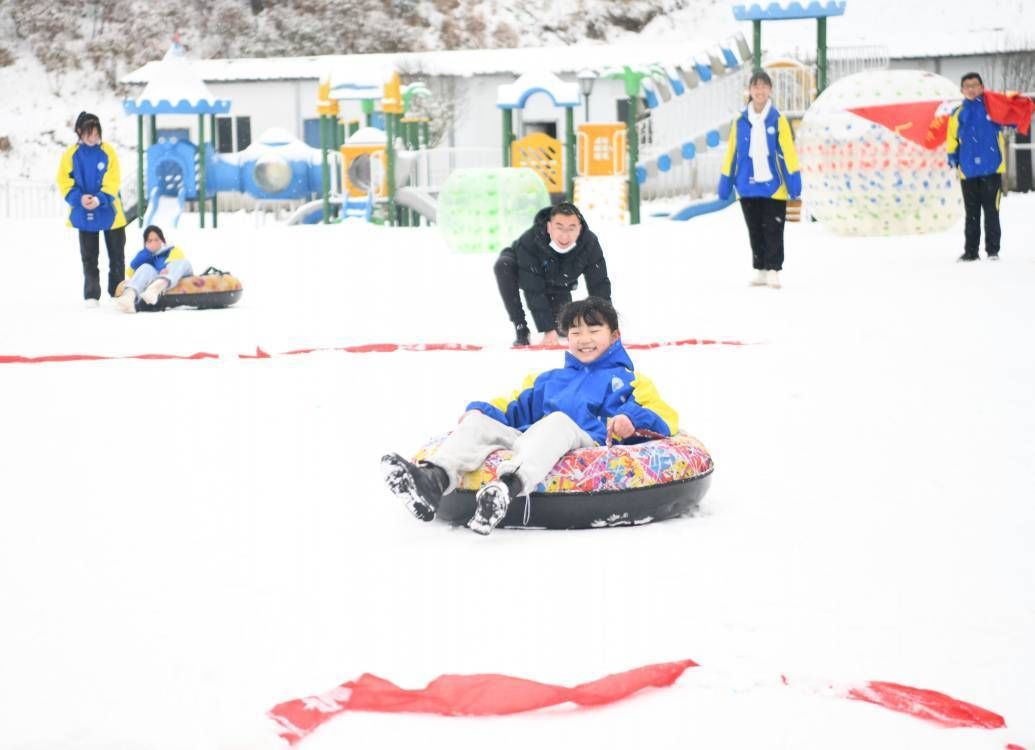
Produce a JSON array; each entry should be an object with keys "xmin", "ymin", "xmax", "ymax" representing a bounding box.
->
[{"xmin": 506, "ymin": 206, "xmax": 612, "ymax": 332}]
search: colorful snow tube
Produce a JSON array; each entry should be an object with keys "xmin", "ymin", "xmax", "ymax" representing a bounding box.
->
[
  {"xmin": 413, "ymin": 432, "xmax": 714, "ymax": 530},
  {"xmin": 116, "ymin": 267, "xmax": 243, "ymax": 311}
]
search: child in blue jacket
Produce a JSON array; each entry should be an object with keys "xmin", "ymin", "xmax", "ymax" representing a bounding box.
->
[
  {"xmin": 116, "ymin": 225, "xmax": 193, "ymax": 313},
  {"xmin": 717, "ymin": 71, "xmax": 801, "ymax": 289},
  {"xmin": 381, "ymin": 297, "xmax": 679, "ymax": 535},
  {"xmin": 946, "ymin": 72, "xmax": 1005, "ymax": 261},
  {"xmin": 56, "ymin": 112, "xmax": 128, "ymax": 306}
]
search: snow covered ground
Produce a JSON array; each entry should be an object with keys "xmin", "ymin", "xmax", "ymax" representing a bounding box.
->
[{"xmin": 1, "ymin": 197, "xmax": 1034, "ymax": 750}]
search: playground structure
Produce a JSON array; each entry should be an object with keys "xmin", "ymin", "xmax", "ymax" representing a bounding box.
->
[
  {"xmin": 125, "ymin": 42, "xmax": 326, "ymax": 229},
  {"xmin": 123, "ymin": 4, "xmax": 880, "ymax": 232}
]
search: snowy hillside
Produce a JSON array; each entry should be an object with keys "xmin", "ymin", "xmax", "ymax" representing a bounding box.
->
[{"xmin": 1, "ymin": 189, "xmax": 1034, "ymax": 749}]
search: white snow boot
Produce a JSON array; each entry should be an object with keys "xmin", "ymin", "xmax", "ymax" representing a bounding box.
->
[
  {"xmin": 116, "ymin": 289, "xmax": 137, "ymax": 313},
  {"xmin": 766, "ymin": 270, "xmax": 782, "ymax": 289},
  {"xmin": 750, "ymin": 269, "xmax": 767, "ymax": 286},
  {"xmin": 141, "ymin": 278, "xmax": 169, "ymax": 305}
]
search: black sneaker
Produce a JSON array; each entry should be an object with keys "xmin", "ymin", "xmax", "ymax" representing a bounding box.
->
[
  {"xmin": 513, "ymin": 324, "xmax": 531, "ymax": 347},
  {"xmin": 957, "ymin": 253, "xmax": 979, "ymax": 262},
  {"xmin": 467, "ymin": 474, "xmax": 521, "ymax": 535},
  {"xmin": 381, "ymin": 453, "xmax": 448, "ymax": 522}
]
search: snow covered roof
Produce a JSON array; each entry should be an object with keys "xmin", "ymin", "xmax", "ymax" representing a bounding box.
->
[
  {"xmin": 497, "ymin": 72, "xmax": 580, "ymax": 109},
  {"xmin": 733, "ymin": 2, "xmax": 847, "ymax": 21},
  {"xmin": 121, "ymin": 38, "xmax": 747, "ymax": 86},
  {"xmin": 123, "ymin": 42, "xmax": 231, "ymax": 115}
]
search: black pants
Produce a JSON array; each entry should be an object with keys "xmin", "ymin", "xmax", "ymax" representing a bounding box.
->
[
  {"xmin": 494, "ymin": 247, "xmax": 571, "ymax": 331},
  {"xmin": 960, "ymin": 173, "xmax": 1001, "ymax": 257},
  {"xmin": 79, "ymin": 227, "xmax": 126, "ymax": 300},
  {"xmin": 740, "ymin": 198, "xmax": 786, "ymax": 271}
]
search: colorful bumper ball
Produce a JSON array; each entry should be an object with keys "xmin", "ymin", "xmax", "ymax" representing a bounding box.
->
[
  {"xmin": 796, "ymin": 69, "xmax": 963, "ymax": 236},
  {"xmin": 116, "ymin": 267, "xmax": 244, "ymax": 311},
  {"xmin": 414, "ymin": 432, "xmax": 714, "ymax": 530}
]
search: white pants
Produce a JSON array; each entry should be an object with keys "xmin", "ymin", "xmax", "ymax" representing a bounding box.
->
[
  {"xmin": 125, "ymin": 260, "xmax": 193, "ymax": 296},
  {"xmin": 429, "ymin": 411, "xmax": 595, "ymax": 495}
]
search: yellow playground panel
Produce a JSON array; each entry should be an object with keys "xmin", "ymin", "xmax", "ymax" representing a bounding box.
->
[
  {"xmin": 511, "ymin": 132, "xmax": 564, "ymax": 193},
  {"xmin": 340, "ymin": 142, "xmax": 387, "ymax": 198},
  {"xmin": 576, "ymin": 123, "xmax": 627, "ymax": 177}
]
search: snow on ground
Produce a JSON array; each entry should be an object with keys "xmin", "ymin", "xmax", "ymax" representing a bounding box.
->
[{"xmin": 1, "ymin": 197, "xmax": 1034, "ymax": 750}]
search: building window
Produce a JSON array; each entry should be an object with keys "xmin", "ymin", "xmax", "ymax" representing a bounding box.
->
[
  {"xmin": 303, "ymin": 118, "xmax": 322, "ymax": 149},
  {"xmin": 236, "ymin": 117, "xmax": 252, "ymax": 151},
  {"xmin": 216, "ymin": 118, "xmax": 234, "ymax": 153},
  {"xmin": 215, "ymin": 116, "xmax": 252, "ymax": 152}
]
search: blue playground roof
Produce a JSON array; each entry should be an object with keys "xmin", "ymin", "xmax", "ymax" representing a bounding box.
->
[
  {"xmin": 124, "ymin": 98, "xmax": 232, "ymax": 115},
  {"xmin": 733, "ymin": 2, "xmax": 847, "ymax": 21}
]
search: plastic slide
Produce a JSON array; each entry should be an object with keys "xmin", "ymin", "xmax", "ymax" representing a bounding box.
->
[
  {"xmin": 670, "ymin": 195, "xmax": 736, "ymax": 221},
  {"xmin": 394, "ymin": 187, "xmax": 438, "ymax": 224},
  {"xmin": 143, "ymin": 186, "xmax": 186, "ymax": 229}
]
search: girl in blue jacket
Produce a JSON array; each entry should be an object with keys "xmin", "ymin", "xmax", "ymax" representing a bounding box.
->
[
  {"xmin": 116, "ymin": 225, "xmax": 194, "ymax": 314},
  {"xmin": 718, "ymin": 72, "xmax": 801, "ymax": 289},
  {"xmin": 381, "ymin": 297, "xmax": 679, "ymax": 535},
  {"xmin": 56, "ymin": 112, "xmax": 128, "ymax": 307}
]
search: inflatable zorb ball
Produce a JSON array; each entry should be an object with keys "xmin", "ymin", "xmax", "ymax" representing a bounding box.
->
[
  {"xmin": 797, "ymin": 70, "xmax": 963, "ymax": 236},
  {"xmin": 438, "ymin": 168, "xmax": 549, "ymax": 253}
]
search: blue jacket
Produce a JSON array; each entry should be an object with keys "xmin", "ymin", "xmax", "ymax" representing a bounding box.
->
[
  {"xmin": 127, "ymin": 244, "xmax": 188, "ymax": 277},
  {"xmin": 56, "ymin": 141, "xmax": 127, "ymax": 231},
  {"xmin": 467, "ymin": 339, "xmax": 678, "ymax": 445},
  {"xmin": 946, "ymin": 97, "xmax": 1005, "ymax": 179},
  {"xmin": 717, "ymin": 105, "xmax": 801, "ymax": 201}
]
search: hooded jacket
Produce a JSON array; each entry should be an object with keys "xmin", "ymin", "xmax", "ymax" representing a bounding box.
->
[
  {"xmin": 56, "ymin": 141, "xmax": 127, "ymax": 231},
  {"xmin": 717, "ymin": 104, "xmax": 801, "ymax": 201},
  {"xmin": 946, "ymin": 96, "xmax": 1005, "ymax": 179},
  {"xmin": 507, "ymin": 205, "xmax": 612, "ymax": 332},
  {"xmin": 466, "ymin": 339, "xmax": 678, "ymax": 445}
]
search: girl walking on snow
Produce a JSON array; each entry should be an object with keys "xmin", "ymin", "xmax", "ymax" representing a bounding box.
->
[{"xmin": 717, "ymin": 71, "xmax": 802, "ymax": 290}]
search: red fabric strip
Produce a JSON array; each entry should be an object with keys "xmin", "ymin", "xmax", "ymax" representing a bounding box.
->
[
  {"xmin": 268, "ymin": 659, "xmax": 698, "ymax": 745},
  {"xmin": 846, "ymin": 681, "xmax": 1006, "ymax": 729}
]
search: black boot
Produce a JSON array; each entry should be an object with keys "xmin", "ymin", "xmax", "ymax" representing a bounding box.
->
[
  {"xmin": 467, "ymin": 473, "xmax": 522, "ymax": 535},
  {"xmin": 513, "ymin": 324, "xmax": 531, "ymax": 346},
  {"xmin": 381, "ymin": 454, "xmax": 449, "ymax": 522}
]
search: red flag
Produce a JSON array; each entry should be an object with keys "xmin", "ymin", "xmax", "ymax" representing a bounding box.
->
[
  {"xmin": 983, "ymin": 90, "xmax": 1035, "ymax": 135},
  {"xmin": 847, "ymin": 100, "xmax": 956, "ymax": 150}
]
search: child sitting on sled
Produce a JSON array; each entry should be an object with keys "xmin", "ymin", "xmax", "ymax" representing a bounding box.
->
[
  {"xmin": 116, "ymin": 224, "xmax": 193, "ymax": 313},
  {"xmin": 381, "ymin": 296, "xmax": 679, "ymax": 535}
]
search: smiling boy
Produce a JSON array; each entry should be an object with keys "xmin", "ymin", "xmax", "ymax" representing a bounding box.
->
[{"xmin": 381, "ymin": 297, "xmax": 678, "ymax": 535}]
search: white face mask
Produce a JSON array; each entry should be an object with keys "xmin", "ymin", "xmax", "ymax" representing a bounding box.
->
[{"xmin": 550, "ymin": 240, "xmax": 575, "ymax": 254}]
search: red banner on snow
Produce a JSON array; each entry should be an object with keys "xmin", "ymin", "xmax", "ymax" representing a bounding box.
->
[
  {"xmin": 268, "ymin": 660, "xmax": 1015, "ymax": 746},
  {"xmin": 268, "ymin": 660, "xmax": 699, "ymax": 745}
]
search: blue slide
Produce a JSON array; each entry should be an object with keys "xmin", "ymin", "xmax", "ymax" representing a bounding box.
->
[{"xmin": 670, "ymin": 195, "xmax": 736, "ymax": 221}]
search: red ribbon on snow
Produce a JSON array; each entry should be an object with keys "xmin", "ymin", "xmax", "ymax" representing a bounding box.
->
[
  {"xmin": 268, "ymin": 659, "xmax": 698, "ymax": 745},
  {"xmin": 0, "ymin": 338, "xmax": 748, "ymax": 366},
  {"xmin": 268, "ymin": 659, "xmax": 1015, "ymax": 747},
  {"xmin": 846, "ymin": 681, "xmax": 1005, "ymax": 729}
]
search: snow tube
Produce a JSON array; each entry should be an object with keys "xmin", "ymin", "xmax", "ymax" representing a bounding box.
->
[
  {"xmin": 413, "ymin": 432, "xmax": 714, "ymax": 530},
  {"xmin": 116, "ymin": 267, "xmax": 243, "ymax": 311}
]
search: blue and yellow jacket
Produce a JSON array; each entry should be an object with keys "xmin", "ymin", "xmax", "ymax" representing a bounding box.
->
[
  {"xmin": 946, "ymin": 97, "xmax": 1005, "ymax": 179},
  {"xmin": 717, "ymin": 105, "xmax": 801, "ymax": 201},
  {"xmin": 56, "ymin": 141, "xmax": 127, "ymax": 231},
  {"xmin": 126, "ymin": 244, "xmax": 187, "ymax": 278},
  {"xmin": 466, "ymin": 339, "xmax": 678, "ymax": 445}
]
